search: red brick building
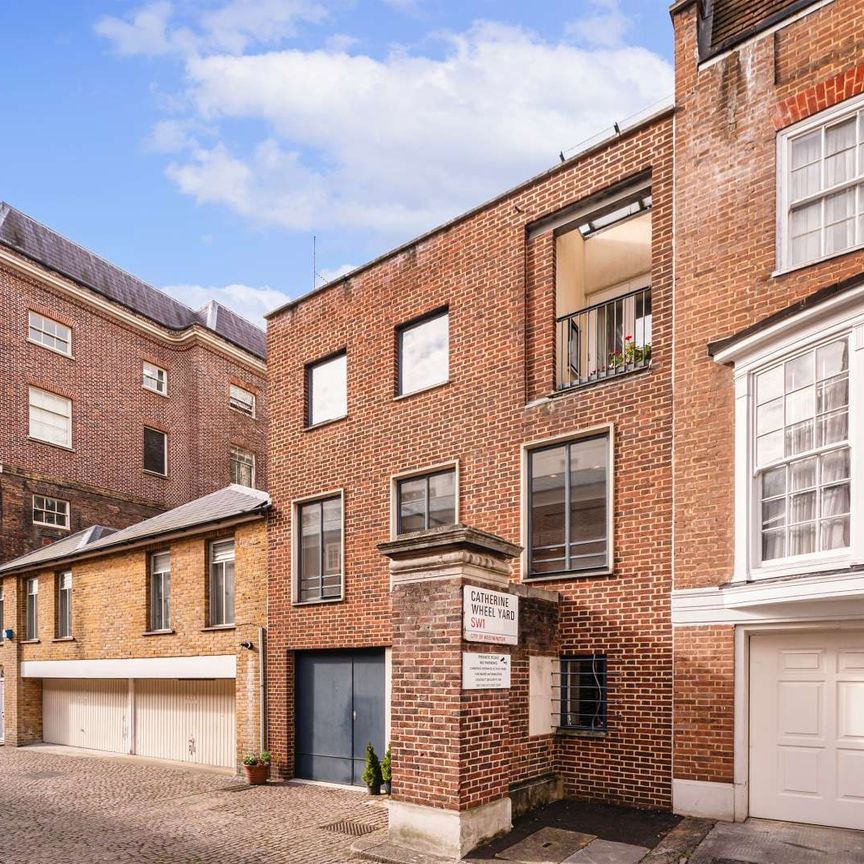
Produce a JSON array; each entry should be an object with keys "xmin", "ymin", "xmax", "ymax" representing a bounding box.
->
[
  {"xmin": 265, "ymin": 94, "xmax": 674, "ymax": 850},
  {"xmin": 0, "ymin": 203, "xmax": 267, "ymax": 563},
  {"xmin": 670, "ymin": 0, "xmax": 864, "ymax": 830}
]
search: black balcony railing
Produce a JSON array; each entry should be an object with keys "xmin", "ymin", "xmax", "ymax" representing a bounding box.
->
[{"xmin": 556, "ymin": 286, "xmax": 652, "ymax": 390}]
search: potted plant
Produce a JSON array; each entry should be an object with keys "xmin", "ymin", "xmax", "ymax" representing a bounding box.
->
[
  {"xmin": 362, "ymin": 742, "xmax": 383, "ymax": 795},
  {"xmin": 243, "ymin": 751, "xmax": 272, "ymax": 785},
  {"xmin": 381, "ymin": 743, "xmax": 392, "ymax": 795}
]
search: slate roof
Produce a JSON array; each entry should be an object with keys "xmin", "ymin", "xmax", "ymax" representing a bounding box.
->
[
  {"xmin": 700, "ymin": 0, "xmax": 819, "ymax": 59},
  {"xmin": 0, "ymin": 203, "xmax": 266, "ymax": 360},
  {"xmin": 0, "ymin": 485, "xmax": 270, "ymax": 574}
]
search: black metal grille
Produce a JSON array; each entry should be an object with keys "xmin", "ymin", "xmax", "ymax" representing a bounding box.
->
[
  {"xmin": 321, "ymin": 820, "xmax": 381, "ymax": 837},
  {"xmin": 558, "ymin": 655, "xmax": 608, "ymax": 732},
  {"xmin": 556, "ymin": 286, "xmax": 652, "ymax": 390}
]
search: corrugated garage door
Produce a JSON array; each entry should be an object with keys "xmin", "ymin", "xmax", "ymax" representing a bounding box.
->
[
  {"xmin": 135, "ymin": 679, "xmax": 235, "ymax": 768},
  {"xmin": 43, "ymin": 679, "xmax": 129, "ymax": 754}
]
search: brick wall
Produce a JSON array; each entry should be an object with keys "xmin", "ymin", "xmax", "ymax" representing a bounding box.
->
[
  {"xmin": 267, "ymin": 113, "xmax": 675, "ymax": 808},
  {"xmin": 0, "ymin": 258, "xmax": 267, "ymax": 563},
  {"xmin": 0, "ymin": 519, "xmax": 267, "ymax": 764}
]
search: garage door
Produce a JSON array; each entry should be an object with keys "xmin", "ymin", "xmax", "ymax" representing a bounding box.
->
[
  {"xmin": 135, "ymin": 679, "xmax": 235, "ymax": 768},
  {"xmin": 295, "ymin": 650, "xmax": 385, "ymax": 786},
  {"xmin": 43, "ymin": 679, "xmax": 129, "ymax": 754},
  {"xmin": 750, "ymin": 631, "xmax": 864, "ymax": 829}
]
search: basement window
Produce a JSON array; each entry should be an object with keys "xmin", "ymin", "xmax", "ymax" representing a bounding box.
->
[{"xmin": 558, "ymin": 655, "xmax": 608, "ymax": 732}]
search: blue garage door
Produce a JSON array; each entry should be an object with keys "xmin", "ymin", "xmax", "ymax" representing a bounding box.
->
[{"xmin": 295, "ymin": 649, "xmax": 386, "ymax": 786}]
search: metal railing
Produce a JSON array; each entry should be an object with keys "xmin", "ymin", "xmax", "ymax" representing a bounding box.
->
[{"xmin": 556, "ymin": 286, "xmax": 652, "ymax": 390}]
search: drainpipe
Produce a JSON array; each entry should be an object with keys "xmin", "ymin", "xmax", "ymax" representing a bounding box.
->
[{"xmin": 258, "ymin": 626, "xmax": 267, "ymax": 752}]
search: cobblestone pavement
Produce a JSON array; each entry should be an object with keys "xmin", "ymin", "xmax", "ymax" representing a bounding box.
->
[{"xmin": 0, "ymin": 746, "xmax": 388, "ymax": 864}]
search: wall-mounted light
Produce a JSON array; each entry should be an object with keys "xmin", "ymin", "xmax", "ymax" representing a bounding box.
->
[
  {"xmin": 240, "ymin": 640, "xmax": 254, "ymax": 651},
  {"xmin": 3, "ymin": 628, "xmax": 14, "ymax": 641}
]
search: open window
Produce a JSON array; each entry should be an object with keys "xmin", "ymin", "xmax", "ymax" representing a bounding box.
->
[{"xmin": 554, "ymin": 183, "xmax": 652, "ymax": 389}]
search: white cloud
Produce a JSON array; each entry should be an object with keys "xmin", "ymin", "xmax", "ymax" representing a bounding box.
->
[
  {"xmin": 161, "ymin": 281, "xmax": 291, "ymax": 325},
  {"xmin": 317, "ymin": 262, "xmax": 356, "ymax": 285},
  {"xmin": 162, "ymin": 21, "xmax": 672, "ymax": 233},
  {"xmin": 95, "ymin": 1, "xmax": 177, "ymax": 56},
  {"xmin": 566, "ymin": 0, "xmax": 633, "ymax": 49}
]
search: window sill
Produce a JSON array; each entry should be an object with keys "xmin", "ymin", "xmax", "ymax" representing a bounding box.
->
[
  {"xmin": 52, "ymin": 636, "xmax": 75, "ymax": 642},
  {"xmin": 523, "ymin": 568, "xmax": 613, "ymax": 583},
  {"xmin": 142, "ymin": 385, "xmax": 169, "ymax": 398},
  {"xmin": 21, "ymin": 639, "xmax": 40, "ymax": 644},
  {"xmin": 33, "ymin": 523, "xmax": 71, "ymax": 531},
  {"xmin": 201, "ymin": 625, "xmax": 236, "ymax": 632},
  {"xmin": 143, "ymin": 470, "xmax": 169, "ymax": 479},
  {"xmin": 27, "ymin": 338, "xmax": 74, "ymax": 359},
  {"xmin": 304, "ymin": 415, "xmax": 348, "ymax": 432},
  {"xmin": 557, "ymin": 728, "xmax": 607, "ymax": 739},
  {"xmin": 142, "ymin": 629, "xmax": 175, "ymax": 636},
  {"xmin": 292, "ymin": 596, "xmax": 344, "ymax": 607},
  {"xmin": 394, "ymin": 380, "xmax": 450, "ymax": 402},
  {"xmin": 773, "ymin": 241, "xmax": 864, "ymax": 279},
  {"xmin": 27, "ymin": 437, "xmax": 74, "ymax": 452},
  {"xmin": 229, "ymin": 406, "xmax": 257, "ymax": 420}
]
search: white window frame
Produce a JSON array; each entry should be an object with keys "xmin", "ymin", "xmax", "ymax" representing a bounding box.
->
[
  {"xmin": 520, "ymin": 425, "xmax": 615, "ymax": 581},
  {"xmin": 229, "ymin": 446, "xmax": 256, "ymax": 488},
  {"xmin": 28, "ymin": 310, "xmax": 72, "ymax": 357},
  {"xmin": 306, "ymin": 352, "xmax": 348, "ymax": 427},
  {"xmin": 149, "ymin": 551, "xmax": 171, "ymax": 632},
  {"xmin": 28, "ymin": 386, "xmax": 72, "ymax": 449},
  {"xmin": 56, "ymin": 571, "xmax": 72, "ymax": 639},
  {"xmin": 718, "ymin": 288, "xmax": 864, "ymax": 582},
  {"xmin": 777, "ymin": 91, "xmax": 864, "ymax": 273},
  {"xmin": 142, "ymin": 362, "xmax": 168, "ymax": 396},
  {"xmin": 209, "ymin": 539, "xmax": 236, "ymax": 627},
  {"xmin": 389, "ymin": 461, "xmax": 460, "ymax": 539},
  {"xmin": 291, "ymin": 489, "xmax": 345, "ymax": 605},
  {"xmin": 143, "ymin": 427, "xmax": 168, "ymax": 477},
  {"xmin": 229, "ymin": 384, "xmax": 256, "ymax": 418},
  {"xmin": 25, "ymin": 577, "xmax": 38, "ymax": 641},
  {"xmin": 32, "ymin": 495, "xmax": 70, "ymax": 529}
]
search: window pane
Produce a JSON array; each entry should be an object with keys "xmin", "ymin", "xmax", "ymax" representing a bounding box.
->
[
  {"xmin": 29, "ymin": 387, "xmax": 71, "ymax": 447},
  {"xmin": 568, "ymin": 437, "xmax": 608, "ymax": 571},
  {"xmin": 757, "ymin": 430, "xmax": 784, "ymax": 465},
  {"xmin": 398, "ymin": 477, "xmax": 426, "ymax": 534},
  {"xmin": 757, "ymin": 365, "xmax": 784, "ymax": 405},
  {"xmin": 790, "ymin": 457, "xmax": 817, "ymax": 491},
  {"xmin": 825, "ymin": 189, "xmax": 855, "ymax": 254},
  {"xmin": 821, "ymin": 516, "xmax": 850, "ymax": 551},
  {"xmin": 822, "ymin": 483, "xmax": 850, "ymax": 518},
  {"xmin": 790, "ymin": 130, "xmax": 821, "ymax": 201},
  {"xmin": 785, "ymin": 353, "xmax": 814, "ymax": 391},
  {"xmin": 756, "ymin": 397, "xmax": 783, "ymax": 435},
  {"xmin": 428, "ymin": 471, "xmax": 456, "ymax": 528},
  {"xmin": 321, "ymin": 497, "xmax": 342, "ymax": 599},
  {"xmin": 817, "ymin": 340, "xmax": 849, "ymax": 378},
  {"xmin": 530, "ymin": 445, "xmax": 566, "ymax": 574},
  {"xmin": 821, "ymin": 448, "xmax": 850, "ymax": 483},
  {"xmin": 300, "ymin": 502, "xmax": 322, "ymax": 598},
  {"xmin": 825, "ymin": 118, "xmax": 856, "ymax": 186},
  {"xmin": 790, "ymin": 491, "xmax": 816, "ymax": 524},
  {"xmin": 762, "ymin": 498, "xmax": 786, "ymax": 529},
  {"xmin": 229, "ymin": 384, "xmax": 255, "ymax": 416},
  {"xmin": 762, "ymin": 466, "xmax": 786, "ymax": 499},
  {"xmin": 224, "ymin": 561, "xmax": 235, "ymax": 624},
  {"xmin": 211, "ymin": 565, "xmax": 225, "ymax": 625},
  {"xmin": 816, "ymin": 410, "xmax": 848, "ymax": 447},
  {"xmin": 817, "ymin": 377, "xmax": 848, "ymax": 414},
  {"xmin": 308, "ymin": 354, "xmax": 347, "ymax": 425},
  {"xmin": 789, "ymin": 201, "xmax": 822, "ymax": 265},
  {"xmin": 399, "ymin": 312, "xmax": 449, "ymax": 395},
  {"xmin": 560, "ymin": 656, "xmax": 607, "ymax": 731},
  {"xmin": 143, "ymin": 428, "xmax": 167, "ymax": 475},
  {"xmin": 785, "ymin": 387, "xmax": 814, "ymax": 425},
  {"xmin": 789, "ymin": 523, "xmax": 816, "ymax": 556},
  {"xmin": 784, "ymin": 420, "xmax": 813, "ymax": 457}
]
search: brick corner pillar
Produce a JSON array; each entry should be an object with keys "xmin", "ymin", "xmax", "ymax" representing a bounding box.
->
[{"xmin": 378, "ymin": 524, "xmax": 521, "ymax": 860}]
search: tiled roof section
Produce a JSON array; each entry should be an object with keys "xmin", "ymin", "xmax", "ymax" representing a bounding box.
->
[
  {"xmin": 0, "ymin": 485, "xmax": 270, "ymax": 574},
  {"xmin": 0, "ymin": 203, "xmax": 266, "ymax": 360},
  {"xmin": 702, "ymin": 0, "xmax": 818, "ymax": 58}
]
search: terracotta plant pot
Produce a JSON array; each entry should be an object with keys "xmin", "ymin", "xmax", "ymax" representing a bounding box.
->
[{"xmin": 243, "ymin": 763, "xmax": 270, "ymax": 785}]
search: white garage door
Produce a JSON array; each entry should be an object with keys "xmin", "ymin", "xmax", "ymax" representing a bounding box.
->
[
  {"xmin": 43, "ymin": 679, "xmax": 129, "ymax": 754},
  {"xmin": 750, "ymin": 631, "xmax": 864, "ymax": 830},
  {"xmin": 135, "ymin": 679, "xmax": 235, "ymax": 768}
]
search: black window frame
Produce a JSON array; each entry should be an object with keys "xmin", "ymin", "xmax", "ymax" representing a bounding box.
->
[
  {"xmin": 395, "ymin": 467, "xmax": 457, "ymax": 535},
  {"xmin": 305, "ymin": 350, "xmax": 348, "ymax": 428},
  {"xmin": 526, "ymin": 432, "xmax": 612, "ymax": 579},
  {"xmin": 559, "ymin": 654, "xmax": 608, "ymax": 732},
  {"xmin": 396, "ymin": 307, "xmax": 450, "ymax": 397},
  {"xmin": 295, "ymin": 494, "xmax": 344, "ymax": 604},
  {"xmin": 143, "ymin": 426, "xmax": 168, "ymax": 477}
]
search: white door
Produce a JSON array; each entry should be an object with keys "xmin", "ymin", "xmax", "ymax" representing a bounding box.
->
[
  {"xmin": 750, "ymin": 631, "xmax": 864, "ymax": 829},
  {"xmin": 43, "ymin": 679, "xmax": 129, "ymax": 753},
  {"xmin": 134, "ymin": 679, "xmax": 235, "ymax": 768}
]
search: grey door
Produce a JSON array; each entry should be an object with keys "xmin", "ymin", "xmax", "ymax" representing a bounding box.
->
[{"xmin": 295, "ymin": 649, "xmax": 386, "ymax": 785}]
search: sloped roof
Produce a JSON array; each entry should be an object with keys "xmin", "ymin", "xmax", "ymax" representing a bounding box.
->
[
  {"xmin": 700, "ymin": 0, "xmax": 819, "ymax": 59},
  {"xmin": 0, "ymin": 485, "xmax": 270, "ymax": 575},
  {"xmin": 0, "ymin": 203, "xmax": 266, "ymax": 360}
]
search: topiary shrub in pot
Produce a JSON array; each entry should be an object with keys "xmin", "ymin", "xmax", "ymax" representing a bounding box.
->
[
  {"xmin": 362, "ymin": 742, "xmax": 382, "ymax": 795},
  {"xmin": 243, "ymin": 751, "xmax": 272, "ymax": 785},
  {"xmin": 381, "ymin": 743, "xmax": 392, "ymax": 795}
]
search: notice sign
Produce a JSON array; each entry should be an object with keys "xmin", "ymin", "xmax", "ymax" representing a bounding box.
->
[
  {"xmin": 463, "ymin": 586, "xmax": 518, "ymax": 646},
  {"xmin": 462, "ymin": 652, "xmax": 511, "ymax": 690}
]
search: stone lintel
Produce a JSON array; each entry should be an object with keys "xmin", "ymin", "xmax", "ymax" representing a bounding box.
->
[{"xmin": 378, "ymin": 524, "xmax": 521, "ymax": 564}]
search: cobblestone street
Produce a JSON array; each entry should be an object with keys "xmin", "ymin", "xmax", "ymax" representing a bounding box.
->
[{"xmin": 0, "ymin": 747, "xmax": 387, "ymax": 864}]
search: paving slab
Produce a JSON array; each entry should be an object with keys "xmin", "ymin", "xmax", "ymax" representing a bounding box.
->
[
  {"xmin": 561, "ymin": 839, "xmax": 649, "ymax": 864},
  {"xmin": 688, "ymin": 819, "xmax": 864, "ymax": 864},
  {"xmin": 496, "ymin": 827, "xmax": 596, "ymax": 863}
]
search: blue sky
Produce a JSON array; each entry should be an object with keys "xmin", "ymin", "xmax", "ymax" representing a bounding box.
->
[{"xmin": 0, "ymin": 1, "xmax": 674, "ymax": 327}]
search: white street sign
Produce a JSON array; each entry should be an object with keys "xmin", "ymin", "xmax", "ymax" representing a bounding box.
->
[{"xmin": 463, "ymin": 585, "xmax": 518, "ymax": 645}]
